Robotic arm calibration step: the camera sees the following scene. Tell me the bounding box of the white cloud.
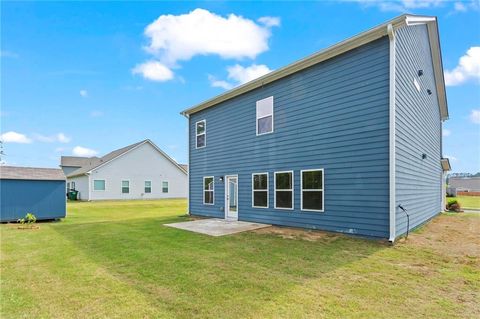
[454,2,467,11]
[470,109,480,124]
[132,61,174,81]
[443,128,451,137]
[72,146,98,157]
[444,155,458,162]
[444,47,480,86]
[80,89,88,97]
[90,110,104,117]
[33,133,71,143]
[0,131,32,144]
[209,64,272,90]
[134,9,279,82]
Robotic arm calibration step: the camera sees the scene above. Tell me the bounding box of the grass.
[1,199,479,318]
[446,195,480,209]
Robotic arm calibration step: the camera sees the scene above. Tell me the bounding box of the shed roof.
[180,14,448,121]
[60,156,99,167]
[0,166,66,181]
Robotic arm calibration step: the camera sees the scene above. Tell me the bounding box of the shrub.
[17,213,37,229]
[446,199,461,212]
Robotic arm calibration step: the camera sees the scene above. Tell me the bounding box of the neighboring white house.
[60,139,188,200]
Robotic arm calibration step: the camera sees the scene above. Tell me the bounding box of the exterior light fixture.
[418,70,424,76]
[427,89,432,95]
[219,176,224,182]
[422,153,427,159]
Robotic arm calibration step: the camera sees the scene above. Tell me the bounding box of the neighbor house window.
[275,171,293,209]
[67,182,71,189]
[122,180,129,194]
[93,179,105,191]
[162,181,169,193]
[145,181,152,193]
[256,96,274,135]
[203,176,214,205]
[252,173,268,208]
[71,181,76,190]
[196,120,206,148]
[301,169,324,212]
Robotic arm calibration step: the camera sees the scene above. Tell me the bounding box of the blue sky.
[1,1,479,173]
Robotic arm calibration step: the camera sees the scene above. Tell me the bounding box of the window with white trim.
[256,96,274,135]
[122,180,129,194]
[275,171,293,209]
[67,182,71,190]
[203,176,214,205]
[301,169,324,212]
[71,181,75,190]
[162,181,169,193]
[93,179,105,191]
[196,120,206,148]
[252,173,268,208]
[145,181,152,193]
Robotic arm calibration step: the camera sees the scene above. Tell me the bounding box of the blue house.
[181,15,450,241]
[0,166,66,222]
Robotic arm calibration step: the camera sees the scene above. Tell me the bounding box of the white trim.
[274,170,294,210]
[224,175,239,221]
[93,179,106,191]
[121,179,130,194]
[203,176,214,205]
[144,180,152,194]
[300,169,325,213]
[195,120,206,149]
[256,96,274,136]
[162,180,169,193]
[388,24,397,243]
[252,172,269,208]
[187,114,190,214]
[87,174,92,201]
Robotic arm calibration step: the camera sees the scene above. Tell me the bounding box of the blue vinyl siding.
[0,179,66,222]
[189,36,391,238]
[394,24,442,237]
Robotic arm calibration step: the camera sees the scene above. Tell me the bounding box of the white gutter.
[388,23,397,242]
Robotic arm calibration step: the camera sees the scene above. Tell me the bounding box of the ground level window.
[145,181,152,193]
[301,169,324,211]
[93,179,105,191]
[122,180,129,194]
[252,173,268,208]
[203,176,214,205]
[162,181,169,193]
[275,171,293,209]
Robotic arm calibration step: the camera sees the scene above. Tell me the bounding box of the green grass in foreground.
[447,195,480,209]
[1,199,479,318]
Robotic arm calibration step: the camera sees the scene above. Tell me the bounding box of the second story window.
[196,120,206,148]
[256,96,274,135]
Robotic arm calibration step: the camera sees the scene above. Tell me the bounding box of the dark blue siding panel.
[189,37,391,238]
[0,179,66,222]
[394,25,442,237]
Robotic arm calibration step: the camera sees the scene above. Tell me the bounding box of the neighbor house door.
[225,175,238,220]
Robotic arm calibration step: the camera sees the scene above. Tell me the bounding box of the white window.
[203,176,214,205]
[256,96,274,135]
[93,179,105,191]
[196,120,206,148]
[71,181,76,190]
[162,181,169,193]
[252,173,268,208]
[67,182,71,189]
[301,169,324,212]
[274,171,293,209]
[122,180,129,194]
[145,181,152,193]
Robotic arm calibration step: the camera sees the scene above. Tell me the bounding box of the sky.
[1,0,479,173]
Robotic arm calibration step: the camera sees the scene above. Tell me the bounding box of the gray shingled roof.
[179,164,188,172]
[60,156,100,167]
[0,166,66,181]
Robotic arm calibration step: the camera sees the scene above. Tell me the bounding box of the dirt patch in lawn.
[253,226,343,242]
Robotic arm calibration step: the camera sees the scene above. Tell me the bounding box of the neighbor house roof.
[66,139,187,177]
[0,166,66,181]
[60,156,100,167]
[180,14,448,121]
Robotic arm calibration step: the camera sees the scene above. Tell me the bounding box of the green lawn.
[1,199,479,318]
[447,195,480,209]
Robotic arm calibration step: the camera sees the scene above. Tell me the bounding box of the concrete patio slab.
[164,218,271,236]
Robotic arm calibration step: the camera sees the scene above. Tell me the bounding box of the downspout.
[388,24,396,242]
[182,112,191,216]
[87,173,92,201]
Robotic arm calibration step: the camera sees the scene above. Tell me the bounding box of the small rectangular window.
[93,179,105,191]
[67,182,71,190]
[203,176,214,205]
[145,181,152,193]
[71,182,76,190]
[196,120,206,148]
[301,169,324,212]
[275,171,293,209]
[252,173,268,208]
[256,96,274,135]
[122,180,129,194]
[162,181,169,193]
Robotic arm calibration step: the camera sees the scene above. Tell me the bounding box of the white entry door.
[225,175,238,220]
